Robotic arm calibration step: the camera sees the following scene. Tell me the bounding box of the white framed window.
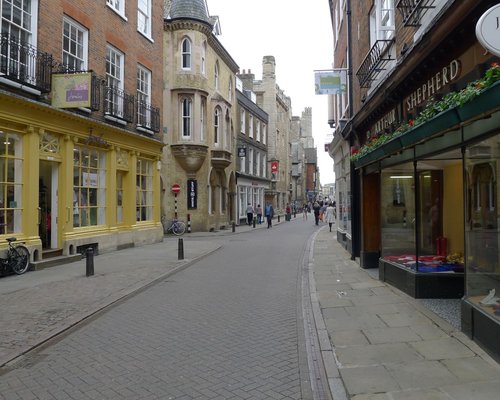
[262,125,267,145]
[262,155,267,178]
[181,37,191,70]
[214,61,219,90]
[249,115,254,139]
[256,152,261,177]
[240,148,246,173]
[214,107,221,145]
[136,158,153,222]
[62,17,88,71]
[137,0,151,38]
[249,148,254,176]
[200,97,206,141]
[137,65,151,127]
[73,146,106,227]
[240,109,246,134]
[107,0,126,18]
[105,45,124,116]
[228,77,233,102]
[256,121,261,142]
[201,41,206,75]
[1,0,38,85]
[371,0,395,43]
[181,97,192,138]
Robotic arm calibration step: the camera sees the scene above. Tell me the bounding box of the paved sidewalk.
[311,226,500,400]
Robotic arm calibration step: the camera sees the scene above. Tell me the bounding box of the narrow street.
[0,221,323,399]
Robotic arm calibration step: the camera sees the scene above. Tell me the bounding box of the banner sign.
[314,70,347,95]
[476,4,500,57]
[271,161,279,173]
[187,179,197,209]
[52,72,92,108]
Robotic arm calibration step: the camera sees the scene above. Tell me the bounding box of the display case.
[462,135,500,360]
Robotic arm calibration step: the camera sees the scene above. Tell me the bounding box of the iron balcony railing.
[396,0,435,27]
[137,99,160,133]
[104,85,135,123]
[356,39,394,88]
[0,34,53,92]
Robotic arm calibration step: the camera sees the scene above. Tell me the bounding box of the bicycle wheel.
[172,221,186,235]
[10,245,30,275]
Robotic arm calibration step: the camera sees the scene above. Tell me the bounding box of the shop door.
[39,160,59,249]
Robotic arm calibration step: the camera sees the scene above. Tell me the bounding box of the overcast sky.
[207,0,335,185]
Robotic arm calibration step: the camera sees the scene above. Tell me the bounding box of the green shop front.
[353,54,500,360]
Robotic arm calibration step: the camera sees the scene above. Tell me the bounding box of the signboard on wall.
[476,5,500,57]
[314,69,347,95]
[51,73,92,108]
[271,161,279,173]
[187,179,197,209]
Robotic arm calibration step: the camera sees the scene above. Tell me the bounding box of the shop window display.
[465,135,500,320]
[381,158,465,274]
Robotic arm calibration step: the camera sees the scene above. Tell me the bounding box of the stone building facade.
[162,0,239,231]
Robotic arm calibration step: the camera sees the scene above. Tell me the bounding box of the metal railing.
[356,39,394,88]
[137,99,160,133]
[0,34,53,92]
[396,0,435,27]
[104,85,135,123]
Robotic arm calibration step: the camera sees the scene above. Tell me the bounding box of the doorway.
[39,160,59,250]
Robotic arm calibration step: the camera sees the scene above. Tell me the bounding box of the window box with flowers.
[351,63,500,167]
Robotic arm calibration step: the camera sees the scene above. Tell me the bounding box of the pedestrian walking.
[265,202,274,228]
[303,203,308,220]
[325,202,336,232]
[285,203,291,221]
[313,201,321,225]
[319,203,327,222]
[246,203,254,226]
[256,204,263,224]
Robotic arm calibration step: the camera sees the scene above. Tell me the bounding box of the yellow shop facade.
[0,90,163,264]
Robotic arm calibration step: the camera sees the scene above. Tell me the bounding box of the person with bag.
[265,202,274,228]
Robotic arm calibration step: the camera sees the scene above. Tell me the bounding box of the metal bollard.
[232,222,235,232]
[86,247,94,276]
[178,238,184,260]
[277,215,280,223]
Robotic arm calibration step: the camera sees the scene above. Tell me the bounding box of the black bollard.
[277,215,280,223]
[86,247,94,276]
[232,222,235,232]
[178,238,184,260]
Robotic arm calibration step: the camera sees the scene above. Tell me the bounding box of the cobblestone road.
[0,223,317,399]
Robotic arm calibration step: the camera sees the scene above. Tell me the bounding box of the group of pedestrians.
[246,202,275,228]
[303,200,336,231]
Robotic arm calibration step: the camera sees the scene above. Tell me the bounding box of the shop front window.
[465,135,499,317]
[136,158,153,222]
[0,132,23,234]
[73,146,106,227]
[381,164,416,265]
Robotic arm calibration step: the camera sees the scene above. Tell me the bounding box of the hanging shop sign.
[404,59,461,113]
[271,161,279,173]
[314,69,348,95]
[476,4,500,57]
[238,147,247,157]
[187,179,197,209]
[51,72,92,108]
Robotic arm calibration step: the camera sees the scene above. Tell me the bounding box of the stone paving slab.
[311,226,500,400]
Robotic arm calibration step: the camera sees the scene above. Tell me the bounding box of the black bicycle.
[0,237,30,275]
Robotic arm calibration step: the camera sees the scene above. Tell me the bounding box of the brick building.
[0,0,164,265]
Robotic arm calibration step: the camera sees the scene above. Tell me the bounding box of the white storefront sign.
[476,5,500,57]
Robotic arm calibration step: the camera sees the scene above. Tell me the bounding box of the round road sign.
[171,184,181,194]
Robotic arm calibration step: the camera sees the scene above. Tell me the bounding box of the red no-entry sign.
[171,184,181,194]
